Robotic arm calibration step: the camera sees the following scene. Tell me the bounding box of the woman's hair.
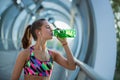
[22,18,46,49]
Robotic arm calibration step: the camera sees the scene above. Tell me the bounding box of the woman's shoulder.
[48,49,60,56]
[48,49,56,54]
[18,48,30,58]
[47,49,61,61]
[20,48,29,54]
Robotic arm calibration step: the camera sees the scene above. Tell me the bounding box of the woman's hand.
[57,37,67,46]
[55,28,68,46]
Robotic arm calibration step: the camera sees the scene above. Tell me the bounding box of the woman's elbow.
[69,64,77,70]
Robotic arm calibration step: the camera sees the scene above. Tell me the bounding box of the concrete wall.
[90,0,116,79]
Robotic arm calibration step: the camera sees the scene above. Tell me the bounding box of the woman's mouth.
[50,32,53,36]
[51,32,53,36]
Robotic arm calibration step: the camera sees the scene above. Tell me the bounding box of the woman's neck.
[34,39,47,51]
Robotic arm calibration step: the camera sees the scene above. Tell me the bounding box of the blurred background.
[0,0,118,80]
[110,0,120,80]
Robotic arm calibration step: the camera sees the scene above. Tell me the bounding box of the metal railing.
[74,58,105,80]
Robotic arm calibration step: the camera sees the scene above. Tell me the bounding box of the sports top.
[24,46,53,76]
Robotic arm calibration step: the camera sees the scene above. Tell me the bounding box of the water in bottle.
[52,29,76,38]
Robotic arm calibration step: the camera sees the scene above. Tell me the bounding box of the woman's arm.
[53,38,76,70]
[11,49,28,80]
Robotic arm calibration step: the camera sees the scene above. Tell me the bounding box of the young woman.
[11,19,76,80]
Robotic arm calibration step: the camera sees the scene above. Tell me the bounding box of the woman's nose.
[51,29,53,32]
[50,26,53,31]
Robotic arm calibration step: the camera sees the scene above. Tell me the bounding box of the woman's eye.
[46,26,50,29]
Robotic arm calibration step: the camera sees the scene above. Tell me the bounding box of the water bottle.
[52,29,76,38]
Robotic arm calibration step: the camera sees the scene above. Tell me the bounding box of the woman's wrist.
[62,42,68,46]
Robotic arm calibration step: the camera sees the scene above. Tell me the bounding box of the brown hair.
[22,19,46,49]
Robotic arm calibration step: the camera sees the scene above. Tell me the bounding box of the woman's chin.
[50,36,53,39]
[48,36,53,40]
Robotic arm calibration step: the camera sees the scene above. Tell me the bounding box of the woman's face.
[40,20,53,40]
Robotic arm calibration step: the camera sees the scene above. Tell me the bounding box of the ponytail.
[22,25,32,49]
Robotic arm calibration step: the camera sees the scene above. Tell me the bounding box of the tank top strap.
[48,50,52,55]
[30,46,34,54]
[48,50,53,63]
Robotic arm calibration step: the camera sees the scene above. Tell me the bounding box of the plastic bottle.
[52,29,76,38]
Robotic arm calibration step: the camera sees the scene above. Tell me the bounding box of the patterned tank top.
[24,46,53,76]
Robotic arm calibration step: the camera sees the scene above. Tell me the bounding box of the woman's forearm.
[63,43,76,70]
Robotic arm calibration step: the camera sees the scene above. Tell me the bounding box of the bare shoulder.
[19,48,29,55]
[48,49,60,60]
[18,48,30,60]
[48,49,59,55]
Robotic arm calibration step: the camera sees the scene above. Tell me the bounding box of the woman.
[11,19,76,80]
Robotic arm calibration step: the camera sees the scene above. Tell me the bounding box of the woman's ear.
[35,29,41,36]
